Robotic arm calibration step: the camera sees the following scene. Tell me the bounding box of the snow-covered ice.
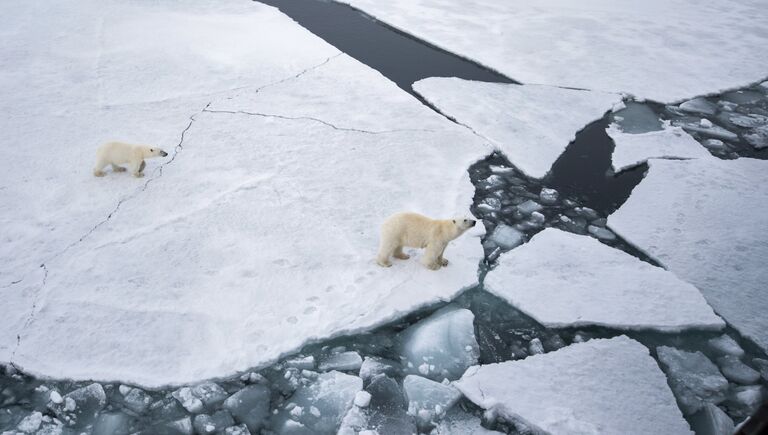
[607,124,713,172]
[0,0,489,386]
[609,158,768,352]
[455,336,692,435]
[413,77,621,178]
[484,229,723,331]
[344,0,768,102]
[398,306,480,381]
[656,346,729,415]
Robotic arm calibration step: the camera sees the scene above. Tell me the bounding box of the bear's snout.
[160,151,168,157]
[470,220,476,226]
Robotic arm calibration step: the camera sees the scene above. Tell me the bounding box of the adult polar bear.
[377,212,476,270]
[94,142,168,178]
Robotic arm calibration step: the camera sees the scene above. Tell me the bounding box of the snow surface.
[607,124,714,172]
[455,336,692,435]
[344,0,768,102]
[609,158,768,352]
[414,77,621,178]
[0,0,489,386]
[484,229,723,332]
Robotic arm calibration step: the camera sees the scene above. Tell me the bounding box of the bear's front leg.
[438,256,449,267]
[421,242,446,270]
[131,160,145,178]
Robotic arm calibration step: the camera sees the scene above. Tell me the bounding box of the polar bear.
[93,142,168,178]
[377,212,476,270]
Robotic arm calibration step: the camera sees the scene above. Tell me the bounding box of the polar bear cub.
[377,212,476,270]
[93,142,168,178]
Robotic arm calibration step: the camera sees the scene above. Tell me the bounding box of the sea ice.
[538,188,558,205]
[92,412,131,435]
[716,356,761,385]
[725,386,764,419]
[707,335,745,358]
[193,411,235,435]
[484,229,723,331]
[689,403,734,435]
[343,0,768,102]
[433,408,504,435]
[485,225,524,251]
[319,352,363,372]
[744,125,768,149]
[403,375,462,429]
[656,346,729,415]
[413,77,621,178]
[363,375,417,435]
[0,1,488,386]
[456,336,691,434]
[273,371,362,434]
[671,119,738,141]
[611,102,663,134]
[607,124,713,172]
[609,158,768,352]
[398,306,480,381]
[358,357,402,384]
[678,98,718,115]
[222,385,270,432]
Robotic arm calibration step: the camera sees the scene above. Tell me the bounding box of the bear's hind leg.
[376,240,396,267]
[393,246,410,260]
[93,158,108,177]
[111,164,127,172]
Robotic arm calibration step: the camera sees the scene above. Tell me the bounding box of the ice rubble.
[343,0,768,102]
[484,229,723,331]
[402,375,461,429]
[607,124,713,172]
[689,403,735,435]
[455,336,692,435]
[0,1,490,386]
[414,77,622,178]
[609,158,768,352]
[656,346,729,415]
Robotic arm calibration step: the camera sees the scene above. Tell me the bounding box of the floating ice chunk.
[16,411,43,433]
[49,391,62,405]
[587,225,616,241]
[486,225,524,251]
[364,375,417,435]
[656,346,729,415]
[223,424,251,435]
[702,139,727,151]
[274,371,362,434]
[707,335,744,357]
[538,188,558,205]
[689,403,734,435]
[609,158,768,352]
[678,97,717,115]
[223,385,270,432]
[456,336,691,434]
[485,229,723,331]
[611,102,663,133]
[723,113,768,128]
[608,124,712,172]
[319,352,363,372]
[433,408,504,434]
[399,306,480,381]
[744,125,768,149]
[354,391,371,408]
[120,387,152,414]
[403,375,462,430]
[725,386,764,419]
[716,356,761,385]
[358,357,402,384]
[286,356,315,370]
[722,90,762,105]
[92,412,131,435]
[517,200,542,215]
[193,411,235,435]
[672,119,738,141]
[173,382,227,413]
[527,338,544,355]
[413,77,622,178]
[48,383,107,427]
[753,358,768,381]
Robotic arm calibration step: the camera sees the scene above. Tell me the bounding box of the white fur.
[93,141,167,178]
[377,212,476,270]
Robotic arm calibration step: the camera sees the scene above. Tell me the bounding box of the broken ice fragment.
[678,97,717,115]
[353,391,371,408]
[527,338,544,355]
[689,403,734,435]
[587,225,616,241]
[753,358,768,381]
[364,375,417,435]
[656,346,729,415]
[725,385,764,419]
[173,382,227,413]
[223,424,251,435]
[358,357,401,384]
[403,375,462,430]
[744,125,768,149]
[516,200,542,215]
[93,412,131,435]
[702,139,727,151]
[707,335,745,357]
[672,119,738,141]
[399,305,480,381]
[223,385,270,432]
[49,383,107,428]
[716,355,761,385]
[486,225,524,251]
[286,356,315,370]
[16,411,43,433]
[193,410,235,435]
[538,188,558,205]
[319,351,363,372]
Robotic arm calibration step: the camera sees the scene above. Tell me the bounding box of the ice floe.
[656,346,729,415]
[0,0,488,386]
[484,229,724,332]
[455,336,692,434]
[413,77,622,178]
[609,158,768,352]
[607,124,713,172]
[344,0,768,102]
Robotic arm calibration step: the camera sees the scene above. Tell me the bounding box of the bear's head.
[452,218,477,231]
[146,147,168,158]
